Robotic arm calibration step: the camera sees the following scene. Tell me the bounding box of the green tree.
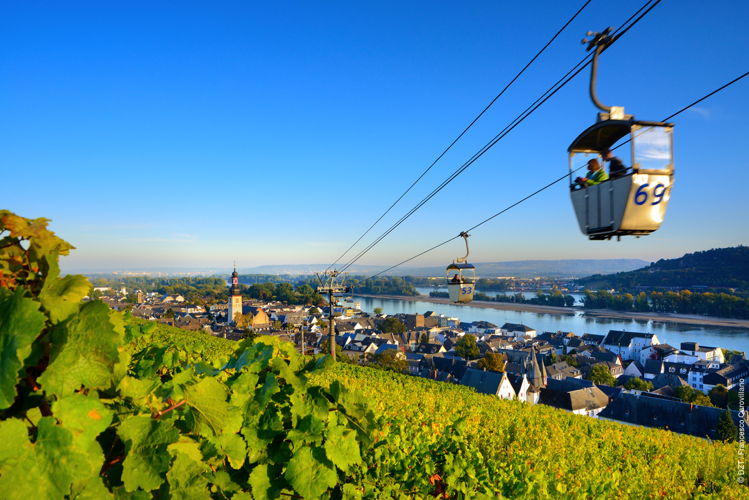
[242,327,258,341]
[708,385,729,408]
[673,386,713,407]
[545,352,558,366]
[373,307,383,315]
[319,335,342,358]
[163,308,175,326]
[717,410,738,442]
[235,312,254,329]
[561,354,579,367]
[723,349,743,363]
[477,352,507,372]
[308,306,321,316]
[380,317,406,334]
[454,334,480,360]
[587,364,616,386]
[372,349,408,373]
[624,377,654,391]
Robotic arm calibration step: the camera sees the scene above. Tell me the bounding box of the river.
[353,292,749,354]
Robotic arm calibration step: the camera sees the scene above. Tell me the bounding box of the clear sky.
[2,1,748,273]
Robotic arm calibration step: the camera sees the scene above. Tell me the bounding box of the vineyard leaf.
[52,394,113,447]
[248,464,277,500]
[118,375,159,402]
[39,273,90,323]
[284,446,337,498]
[0,417,100,499]
[118,415,180,492]
[39,300,122,396]
[324,424,362,472]
[184,377,241,436]
[166,445,211,499]
[211,432,247,469]
[0,418,28,463]
[0,289,45,409]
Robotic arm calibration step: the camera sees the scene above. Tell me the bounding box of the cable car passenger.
[604,149,627,178]
[575,159,608,188]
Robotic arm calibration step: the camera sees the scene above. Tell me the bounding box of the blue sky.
[2,1,748,273]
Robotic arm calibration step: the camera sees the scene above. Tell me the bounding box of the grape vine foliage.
[0,210,375,498]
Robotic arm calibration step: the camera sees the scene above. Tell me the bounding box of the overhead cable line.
[324,0,594,272]
[367,70,749,278]
[337,0,662,274]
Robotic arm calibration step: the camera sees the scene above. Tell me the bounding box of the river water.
[353,290,749,354]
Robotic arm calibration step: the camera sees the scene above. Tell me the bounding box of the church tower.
[228,266,242,324]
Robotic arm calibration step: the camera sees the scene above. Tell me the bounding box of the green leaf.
[118,375,159,402]
[0,417,103,499]
[0,289,45,409]
[248,464,276,500]
[166,442,211,499]
[0,418,29,463]
[284,446,337,498]
[52,394,113,447]
[118,415,180,492]
[39,273,90,323]
[39,300,122,396]
[211,432,247,469]
[184,377,241,437]
[324,424,362,472]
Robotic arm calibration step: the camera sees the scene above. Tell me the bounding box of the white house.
[460,368,516,400]
[687,359,721,393]
[679,342,725,363]
[501,323,537,339]
[602,330,659,361]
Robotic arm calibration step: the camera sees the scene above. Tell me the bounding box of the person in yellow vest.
[575,158,608,187]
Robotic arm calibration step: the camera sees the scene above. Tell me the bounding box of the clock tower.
[228,266,242,324]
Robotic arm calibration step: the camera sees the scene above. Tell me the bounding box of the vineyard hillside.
[145,323,741,497]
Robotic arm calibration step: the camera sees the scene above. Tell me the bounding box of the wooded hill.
[577,246,749,292]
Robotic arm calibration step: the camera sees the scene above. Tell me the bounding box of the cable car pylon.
[315,270,350,361]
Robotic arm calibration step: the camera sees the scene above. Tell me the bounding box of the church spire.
[528,345,546,389]
[228,264,243,324]
[229,265,241,297]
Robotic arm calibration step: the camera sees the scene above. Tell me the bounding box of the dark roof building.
[603,330,656,347]
[600,392,747,439]
[539,383,609,414]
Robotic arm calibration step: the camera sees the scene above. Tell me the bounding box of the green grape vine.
[0,210,375,498]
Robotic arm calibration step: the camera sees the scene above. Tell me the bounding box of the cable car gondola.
[569,28,674,240]
[446,232,476,303]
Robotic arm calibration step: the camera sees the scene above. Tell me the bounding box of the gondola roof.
[568,119,672,153]
[446,263,475,270]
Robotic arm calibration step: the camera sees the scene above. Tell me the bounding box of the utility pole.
[300,326,305,357]
[316,270,349,362]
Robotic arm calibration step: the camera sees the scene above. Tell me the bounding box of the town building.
[228,267,243,325]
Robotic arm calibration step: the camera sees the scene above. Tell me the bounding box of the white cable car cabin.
[569,27,674,240]
[445,232,476,303]
[446,263,476,303]
[569,117,674,240]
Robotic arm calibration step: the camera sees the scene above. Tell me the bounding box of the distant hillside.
[244,259,648,278]
[577,246,749,291]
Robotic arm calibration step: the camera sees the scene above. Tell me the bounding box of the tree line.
[430,289,576,308]
[582,289,749,319]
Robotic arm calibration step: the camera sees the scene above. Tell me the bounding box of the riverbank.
[355,294,749,329]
